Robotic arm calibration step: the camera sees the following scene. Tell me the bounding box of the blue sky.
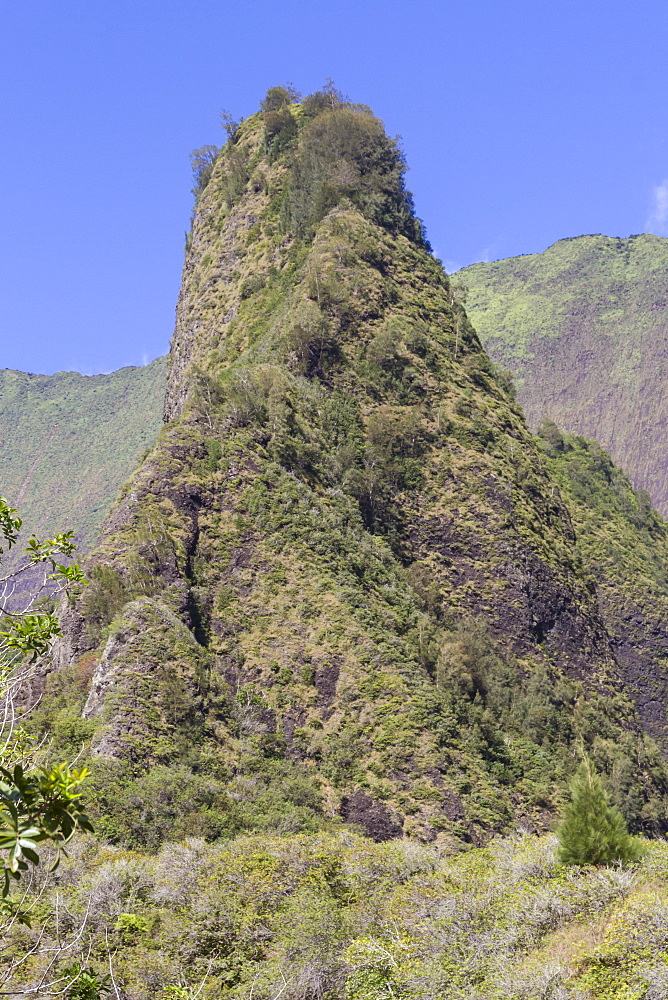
[2,0,668,375]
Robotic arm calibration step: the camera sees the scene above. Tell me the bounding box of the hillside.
[8,88,668,998]
[0,359,167,562]
[540,423,668,763]
[457,233,668,515]
[8,830,668,1000]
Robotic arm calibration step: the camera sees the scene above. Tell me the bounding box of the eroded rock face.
[164,200,255,422]
[83,598,214,759]
[608,601,668,745]
[509,428,668,752]
[340,791,403,842]
[410,480,614,681]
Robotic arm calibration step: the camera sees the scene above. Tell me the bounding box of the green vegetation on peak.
[458,232,668,515]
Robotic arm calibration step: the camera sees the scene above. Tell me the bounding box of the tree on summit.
[260,84,300,111]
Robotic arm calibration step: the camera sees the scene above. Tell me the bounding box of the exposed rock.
[340,791,404,841]
[461,234,668,515]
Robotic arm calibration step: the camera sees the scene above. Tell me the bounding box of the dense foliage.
[285,105,429,248]
[3,830,668,998]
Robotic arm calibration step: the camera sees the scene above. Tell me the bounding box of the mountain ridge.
[458,231,668,515]
[0,358,167,561]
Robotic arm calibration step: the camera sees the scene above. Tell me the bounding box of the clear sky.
[2,0,668,375]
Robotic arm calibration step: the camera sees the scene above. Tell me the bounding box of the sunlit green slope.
[458,234,668,515]
[0,358,166,555]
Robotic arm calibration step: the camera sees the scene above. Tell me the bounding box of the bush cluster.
[4,831,665,999]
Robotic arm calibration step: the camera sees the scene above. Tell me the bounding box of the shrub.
[286,300,338,376]
[64,966,111,1000]
[366,322,406,375]
[263,107,298,159]
[114,912,149,943]
[301,80,346,119]
[538,419,567,455]
[189,145,219,198]
[219,146,251,207]
[239,273,266,299]
[493,364,518,400]
[261,85,298,112]
[557,758,645,866]
[261,85,301,158]
[285,108,429,247]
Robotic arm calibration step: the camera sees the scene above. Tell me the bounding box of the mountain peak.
[34,89,668,850]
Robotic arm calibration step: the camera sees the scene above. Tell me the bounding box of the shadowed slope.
[539,422,668,762]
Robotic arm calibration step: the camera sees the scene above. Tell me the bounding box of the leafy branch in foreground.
[0,762,93,896]
[0,496,86,660]
[0,494,92,897]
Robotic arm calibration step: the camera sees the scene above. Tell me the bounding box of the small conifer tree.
[557,757,644,866]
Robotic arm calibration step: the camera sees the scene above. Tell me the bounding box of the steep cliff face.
[44,96,668,844]
[458,234,668,515]
[539,423,668,752]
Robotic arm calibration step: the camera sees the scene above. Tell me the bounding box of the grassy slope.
[458,234,668,515]
[0,358,166,557]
